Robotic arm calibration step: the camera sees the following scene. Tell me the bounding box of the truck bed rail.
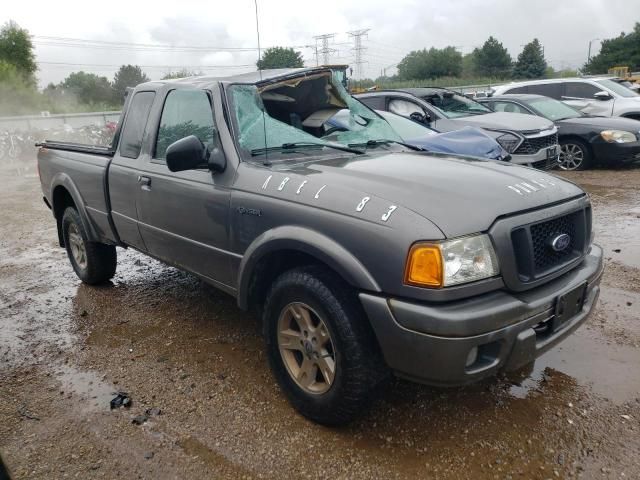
[35,140,114,157]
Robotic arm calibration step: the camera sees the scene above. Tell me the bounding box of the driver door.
[562,82,614,116]
[135,88,233,288]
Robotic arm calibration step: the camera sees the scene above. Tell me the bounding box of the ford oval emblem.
[550,233,571,252]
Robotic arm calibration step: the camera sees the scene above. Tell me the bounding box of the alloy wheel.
[559,143,584,170]
[277,302,336,394]
[67,223,88,270]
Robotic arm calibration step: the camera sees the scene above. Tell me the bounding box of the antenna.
[253,0,269,165]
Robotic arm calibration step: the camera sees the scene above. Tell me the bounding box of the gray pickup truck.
[37,67,603,425]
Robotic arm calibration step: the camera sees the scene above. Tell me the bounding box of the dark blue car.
[327,109,510,161]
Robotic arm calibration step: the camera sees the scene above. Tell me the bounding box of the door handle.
[137,175,151,189]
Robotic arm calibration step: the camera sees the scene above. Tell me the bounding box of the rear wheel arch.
[50,177,98,246]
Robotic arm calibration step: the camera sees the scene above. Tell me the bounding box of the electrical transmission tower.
[347,29,370,79]
[313,34,336,66]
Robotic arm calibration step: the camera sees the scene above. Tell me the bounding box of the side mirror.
[166,135,226,173]
[593,91,612,101]
[410,111,430,124]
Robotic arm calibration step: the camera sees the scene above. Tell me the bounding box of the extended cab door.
[135,87,234,289]
[108,90,156,251]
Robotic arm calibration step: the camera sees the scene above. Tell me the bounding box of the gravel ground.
[1,157,639,479]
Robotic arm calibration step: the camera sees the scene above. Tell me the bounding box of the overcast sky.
[3,0,639,87]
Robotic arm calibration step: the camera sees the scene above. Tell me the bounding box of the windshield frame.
[420,89,493,119]
[223,70,403,163]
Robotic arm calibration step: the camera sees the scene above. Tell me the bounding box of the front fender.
[237,225,381,310]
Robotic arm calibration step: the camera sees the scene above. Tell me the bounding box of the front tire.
[558,139,592,170]
[263,266,388,425]
[62,207,117,285]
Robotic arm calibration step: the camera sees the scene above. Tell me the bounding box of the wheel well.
[247,249,340,316]
[560,135,592,155]
[622,113,640,121]
[52,186,76,246]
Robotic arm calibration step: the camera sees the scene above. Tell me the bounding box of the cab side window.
[155,89,216,160]
[563,82,600,99]
[492,102,530,114]
[119,91,155,159]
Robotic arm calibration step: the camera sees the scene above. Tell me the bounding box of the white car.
[492,77,640,120]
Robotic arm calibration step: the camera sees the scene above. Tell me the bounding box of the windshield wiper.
[250,141,364,157]
[348,139,422,151]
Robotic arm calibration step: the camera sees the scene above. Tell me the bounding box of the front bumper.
[361,244,603,386]
[510,145,559,169]
[592,141,640,166]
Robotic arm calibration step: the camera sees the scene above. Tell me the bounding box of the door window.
[492,101,531,114]
[389,98,424,117]
[119,91,155,159]
[523,83,563,99]
[563,82,600,99]
[155,89,216,160]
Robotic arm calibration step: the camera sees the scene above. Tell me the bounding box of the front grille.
[510,207,590,282]
[514,133,558,155]
[530,212,580,272]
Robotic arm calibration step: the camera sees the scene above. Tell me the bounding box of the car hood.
[559,115,640,132]
[298,152,584,237]
[407,127,508,161]
[451,111,555,133]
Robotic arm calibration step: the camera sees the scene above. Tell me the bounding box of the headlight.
[405,234,499,288]
[495,133,521,153]
[600,130,637,143]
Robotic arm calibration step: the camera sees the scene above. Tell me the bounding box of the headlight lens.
[495,133,521,153]
[600,130,637,143]
[405,234,499,288]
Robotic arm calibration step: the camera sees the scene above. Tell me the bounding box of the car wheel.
[62,207,117,285]
[263,265,388,425]
[558,139,591,170]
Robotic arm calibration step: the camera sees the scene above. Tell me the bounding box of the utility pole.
[313,34,336,66]
[347,29,370,80]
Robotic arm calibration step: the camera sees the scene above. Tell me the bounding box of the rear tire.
[263,265,388,426]
[558,139,592,170]
[61,207,116,285]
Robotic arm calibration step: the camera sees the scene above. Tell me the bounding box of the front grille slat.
[510,208,588,283]
[514,133,558,155]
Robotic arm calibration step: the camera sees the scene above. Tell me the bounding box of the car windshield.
[527,97,583,121]
[596,79,639,98]
[227,70,401,161]
[421,91,492,118]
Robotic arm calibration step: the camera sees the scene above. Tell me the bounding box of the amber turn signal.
[404,244,443,288]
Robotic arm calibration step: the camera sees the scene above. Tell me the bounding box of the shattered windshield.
[227,70,401,160]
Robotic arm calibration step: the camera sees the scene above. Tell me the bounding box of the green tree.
[60,71,113,105]
[398,47,462,80]
[256,47,304,69]
[0,60,43,115]
[112,65,150,102]
[0,21,37,83]
[584,23,640,74]
[161,69,202,80]
[513,39,547,79]
[472,36,512,77]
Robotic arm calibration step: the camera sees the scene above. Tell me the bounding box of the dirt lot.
[1,157,639,479]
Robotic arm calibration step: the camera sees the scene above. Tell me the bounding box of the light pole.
[588,38,600,63]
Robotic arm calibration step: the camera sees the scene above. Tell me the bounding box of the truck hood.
[451,111,555,133]
[302,152,584,237]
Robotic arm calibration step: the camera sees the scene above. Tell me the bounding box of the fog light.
[465,346,478,368]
